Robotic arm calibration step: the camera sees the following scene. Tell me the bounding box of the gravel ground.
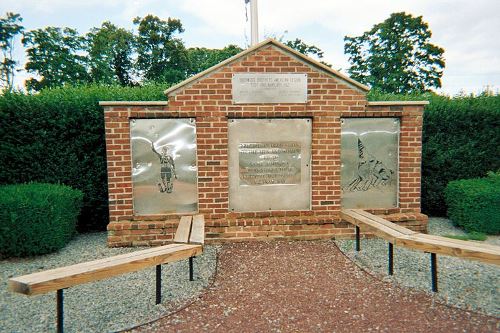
[132,241,499,332]
[0,233,219,333]
[336,217,500,317]
[2,218,498,332]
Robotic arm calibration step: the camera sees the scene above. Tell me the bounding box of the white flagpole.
[250,0,259,45]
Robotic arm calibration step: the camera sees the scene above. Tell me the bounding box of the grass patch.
[443,231,487,241]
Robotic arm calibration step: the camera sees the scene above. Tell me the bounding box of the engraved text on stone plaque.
[232,73,307,104]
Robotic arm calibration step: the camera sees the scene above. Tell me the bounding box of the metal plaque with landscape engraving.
[232,73,307,104]
[228,118,311,212]
[130,118,198,215]
[239,142,301,186]
[341,118,399,209]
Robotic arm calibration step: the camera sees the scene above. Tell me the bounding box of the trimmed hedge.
[0,183,83,258]
[0,84,168,231]
[444,173,500,234]
[369,91,500,216]
[0,86,497,233]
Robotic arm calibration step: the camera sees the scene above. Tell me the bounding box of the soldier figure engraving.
[343,139,394,192]
[151,143,177,193]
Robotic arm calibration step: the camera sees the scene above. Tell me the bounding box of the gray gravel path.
[336,217,500,317]
[0,233,219,333]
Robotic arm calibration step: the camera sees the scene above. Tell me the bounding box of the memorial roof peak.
[164,38,369,96]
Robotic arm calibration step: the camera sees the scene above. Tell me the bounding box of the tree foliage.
[345,12,445,93]
[133,15,189,84]
[284,38,332,67]
[87,22,135,86]
[285,38,324,59]
[0,12,24,92]
[22,27,90,91]
[187,44,242,76]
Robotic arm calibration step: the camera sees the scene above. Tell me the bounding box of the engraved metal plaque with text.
[239,142,301,186]
[232,73,307,104]
[341,118,399,209]
[130,118,198,215]
[229,118,311,212]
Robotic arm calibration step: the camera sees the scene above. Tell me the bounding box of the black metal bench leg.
[355,226,360,252]
[189,257,194,281]
[431,253,438,292]
[388,242,394,275]
[57,289,64,333]
[156,264,162,304]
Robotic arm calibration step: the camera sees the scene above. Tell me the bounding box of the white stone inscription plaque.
[232,73,307,104]
[229,118,311,212]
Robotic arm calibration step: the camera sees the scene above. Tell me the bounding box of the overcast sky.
[2,0,499,95]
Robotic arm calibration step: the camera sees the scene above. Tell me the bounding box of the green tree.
[133,15,189,84]
[344,12,445,93]
[187,44,242,76]
[282,38,331,67]
[0,12,24,92]
[285,38,324,59]
[87,22,135,86]
[23,27,90,91]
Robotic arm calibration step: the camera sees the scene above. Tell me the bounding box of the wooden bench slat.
[8,244,202,296]
[402,234,500,254]
[342,209,500,266]
[410,234,500,251]
[397,234,500,265]
[174,216,192,243]
[351,209,418,235]
[190,215,205,244]
[13,243,189,284]
[341,210,402,243]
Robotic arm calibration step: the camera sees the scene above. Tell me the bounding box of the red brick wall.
[103,45,427,247]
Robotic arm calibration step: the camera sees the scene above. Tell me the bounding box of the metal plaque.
[341,118,399,209]
[130,118,198,215]
[239,142,301,186]
[228,118,311,212]
[232,73,307,104]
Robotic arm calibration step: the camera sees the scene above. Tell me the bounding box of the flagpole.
[250,0,259,45]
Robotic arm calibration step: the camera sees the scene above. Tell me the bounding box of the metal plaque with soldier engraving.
[341,118,399,209]
[130,118,198,215]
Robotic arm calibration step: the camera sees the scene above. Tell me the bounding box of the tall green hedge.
[0,87,497,233]
[369,91,500,216]
[421,94,500,215]
[0,84,168,231]
[444,173,500,234]
[0,183,83,257]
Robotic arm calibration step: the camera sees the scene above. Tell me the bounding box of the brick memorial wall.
[101,39,428,247]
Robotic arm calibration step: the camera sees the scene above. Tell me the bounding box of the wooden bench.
[341,209,500,292]
[8,214,205,333]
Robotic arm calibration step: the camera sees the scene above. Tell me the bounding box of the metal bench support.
[155,265,162,304]
[189,257,194,281]
[431,253,438,292]
[57,289,64,333]
[355,226,360,252]
[388,242,394,275]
